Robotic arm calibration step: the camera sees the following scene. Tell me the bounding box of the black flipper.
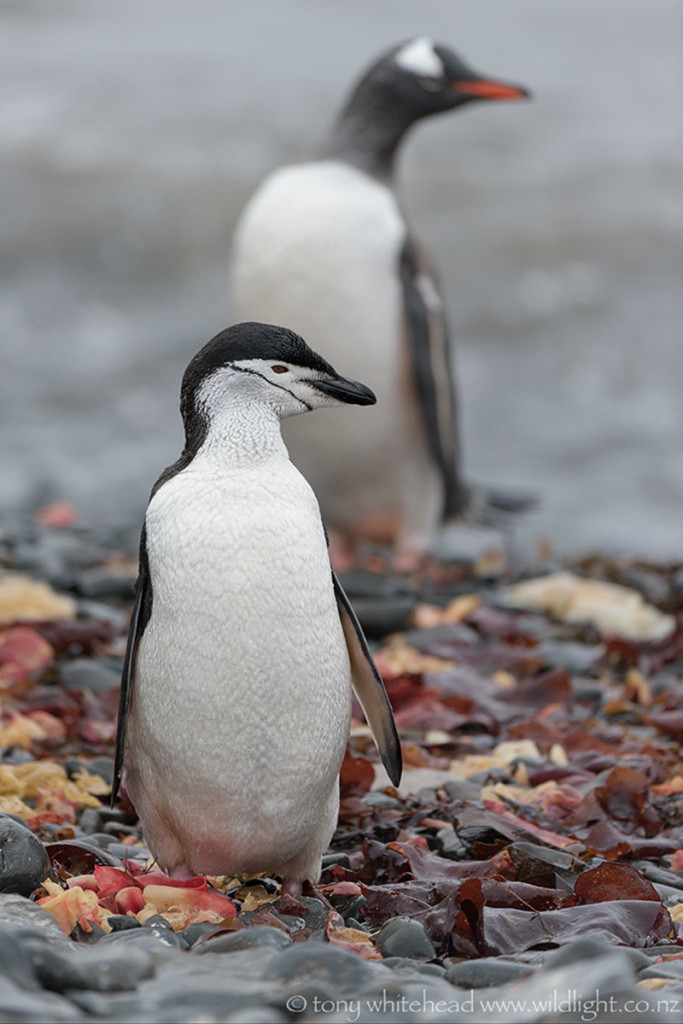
[332,570,402,787]
[399,234,537,525]
[111,523,153,806]
[399,233,468,520]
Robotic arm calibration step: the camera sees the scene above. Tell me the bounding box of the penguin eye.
[417,75,446,92]
[271,365,289,374]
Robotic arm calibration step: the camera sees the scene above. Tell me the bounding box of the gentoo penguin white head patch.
[394,38,445,80]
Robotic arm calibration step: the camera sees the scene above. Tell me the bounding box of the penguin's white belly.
[125,456,351,877]
[231,161,442,548]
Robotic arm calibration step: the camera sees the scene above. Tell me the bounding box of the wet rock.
[435,827,469,860]
[60,658,120,694]
[349,597,416,638]
[86,756,115,785]
[74,566,134,600]
[321,852,350,870]
[265,943,378,994]
[362,791,403,811]
[0,927,38,989]
[402,621,479,651]
[98,926,186,951]
[180,922,221,947]
[107,914,143,932]
[375,917,435,959]
[0,977,80,1023]
[447,957,534,988]
[0,894,70,947]
[77,808,101,835]
[30,944,154,993]
[76,599,129,630]
[0,818,50,897]
[544,937,647,970]
[538,639,603,673]
[194,926,292,954]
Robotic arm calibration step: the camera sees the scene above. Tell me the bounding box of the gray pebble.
[376,917,435,960]
[30,944,154,993]
[98,926,187,951]
[435,827,469,860]
[0,927,38,989]
[447,957,534,988]
[74,566,134,600]
[0,815,51,897]
[194,925,292,954]
[0,894,69,948]
[0,976,82,1023]
[538,639,603,673]
[60,658,120,694]
[265,943,378,994]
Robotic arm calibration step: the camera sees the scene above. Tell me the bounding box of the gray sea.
[2,0,681,557]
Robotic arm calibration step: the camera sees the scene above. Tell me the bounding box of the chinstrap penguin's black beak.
[310,375,376,406]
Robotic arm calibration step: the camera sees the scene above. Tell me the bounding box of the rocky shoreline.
[1,512,682,1022]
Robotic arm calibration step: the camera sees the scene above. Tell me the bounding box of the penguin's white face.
[196,358,376,423]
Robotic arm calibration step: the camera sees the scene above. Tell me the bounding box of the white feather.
[230,160,443,552]
[394,38,444,79]
[124,418,351,881]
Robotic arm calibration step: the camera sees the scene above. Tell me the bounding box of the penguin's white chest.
[230,161,442,549]
[126,454,351,876]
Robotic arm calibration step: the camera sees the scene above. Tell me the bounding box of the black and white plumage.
[230,38,532,563]
[113,322,401,886]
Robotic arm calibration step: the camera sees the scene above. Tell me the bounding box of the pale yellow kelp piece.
[502,572,674,641]
[0,575,77,624]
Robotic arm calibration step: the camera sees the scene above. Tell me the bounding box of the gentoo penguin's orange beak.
[452,79,530,101]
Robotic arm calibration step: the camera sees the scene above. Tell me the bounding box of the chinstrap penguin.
[113,321,402,888]
[230,38,533,566]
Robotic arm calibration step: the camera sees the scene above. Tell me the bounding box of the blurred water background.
[2,0,681,557]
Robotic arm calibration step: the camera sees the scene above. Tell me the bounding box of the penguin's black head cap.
[177,321,375,456]
[326,38,529,178]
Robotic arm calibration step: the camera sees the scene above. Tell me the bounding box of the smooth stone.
[544,937,645,970]
[265,943,378,993]
[348,597,416,639]
[362,791,403,811]
[0,749,34,766]
[382,958,446,977]
[97,927,187,951]
[337,571,415,599]
[0,927,38,989]
[75,567,134,600]
[107,915,143,932]
[194,926,291,954]
[0,894,71,947]
[376,917,435,960]
[435,827,469,860]
[0,815,51,897]
[30,944,154,993]
[287,897,330,934]
[640,960,683,981]
[0,976,81,1023]
[180,922,221,947]
[538,639,602,673]
[631,861,683,891]
[86,757,115,785]
[321,852,350,870]
[447,958,534,988]
[76,599,129,630]
[402,622,479,651]
[60,658,120,694]
[77,809,101,835]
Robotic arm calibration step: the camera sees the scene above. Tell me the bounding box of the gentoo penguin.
[230,38,532,565]
[112,321,401,888]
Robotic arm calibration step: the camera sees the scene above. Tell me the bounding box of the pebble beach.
[1,516,683,1022]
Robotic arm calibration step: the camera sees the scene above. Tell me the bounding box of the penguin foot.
[280,879,304,897]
